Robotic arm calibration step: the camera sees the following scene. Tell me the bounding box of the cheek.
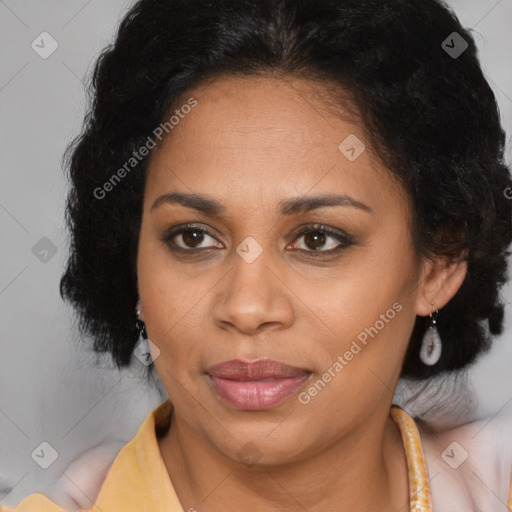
[296,243,419,399]
[136,227,180,339]
[136,228,214,371]
[303,245,416,344]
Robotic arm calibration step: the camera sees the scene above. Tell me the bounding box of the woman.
[12,0,512,510]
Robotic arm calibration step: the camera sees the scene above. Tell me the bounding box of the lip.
[206,359,311,410]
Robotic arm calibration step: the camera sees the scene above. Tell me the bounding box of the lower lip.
[207,374,310,410]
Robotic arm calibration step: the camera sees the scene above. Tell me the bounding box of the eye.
[289,223,353,256]
[161,222,353,257]
[162,224,223,251]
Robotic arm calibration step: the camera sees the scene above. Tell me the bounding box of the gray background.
[1,0,511,507]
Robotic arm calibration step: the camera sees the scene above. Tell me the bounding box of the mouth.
[206,359,312,410]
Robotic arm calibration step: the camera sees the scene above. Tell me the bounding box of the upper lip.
[206,359,310,380]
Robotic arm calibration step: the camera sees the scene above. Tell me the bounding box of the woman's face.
[137,75,435,464]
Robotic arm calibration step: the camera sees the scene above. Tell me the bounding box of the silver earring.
[135,299,146,340]
[420,309,442,366]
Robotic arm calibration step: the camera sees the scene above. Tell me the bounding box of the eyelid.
[290,222,352,240]
[288,223,354,252]
[161,223,223,248]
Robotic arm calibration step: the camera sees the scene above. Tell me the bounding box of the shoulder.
[10,440,125,512]
[416,413,512,512]
[10,438,140,512]
[55,440,127,510]
[10,401,169,512]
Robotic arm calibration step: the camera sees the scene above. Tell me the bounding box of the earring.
[420,309,442,366]
[134,300,156,366]
[135,299,147,341]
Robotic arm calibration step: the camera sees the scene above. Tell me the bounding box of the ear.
[415,255,468,316]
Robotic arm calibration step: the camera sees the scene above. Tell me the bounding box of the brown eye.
[303,231,327,250]
[290,224,354,255]
[162,224,223,251]
[181,229,206,248]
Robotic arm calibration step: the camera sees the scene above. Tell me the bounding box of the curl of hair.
[60,0,512,380]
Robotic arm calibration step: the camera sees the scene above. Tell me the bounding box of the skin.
[136,75,467,511]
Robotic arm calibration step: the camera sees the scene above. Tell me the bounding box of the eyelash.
[161,223,354,258]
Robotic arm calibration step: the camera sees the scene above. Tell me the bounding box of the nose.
[212,245,295,335]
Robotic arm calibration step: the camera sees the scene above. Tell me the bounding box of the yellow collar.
[390,405,432,512]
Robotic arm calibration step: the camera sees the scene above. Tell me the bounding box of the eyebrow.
[150,192,372,215]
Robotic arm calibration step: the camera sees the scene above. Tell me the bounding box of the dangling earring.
[420,309,442,366]
[135,299,147,341]
[134,298,155,365]
[134,298,160,365]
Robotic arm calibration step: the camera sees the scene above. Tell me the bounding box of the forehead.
[159,74,360,153]
[144,74,406,218]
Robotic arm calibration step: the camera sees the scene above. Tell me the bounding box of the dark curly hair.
[59,0,512,381]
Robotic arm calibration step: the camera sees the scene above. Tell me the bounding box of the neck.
[158,405,410,511]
